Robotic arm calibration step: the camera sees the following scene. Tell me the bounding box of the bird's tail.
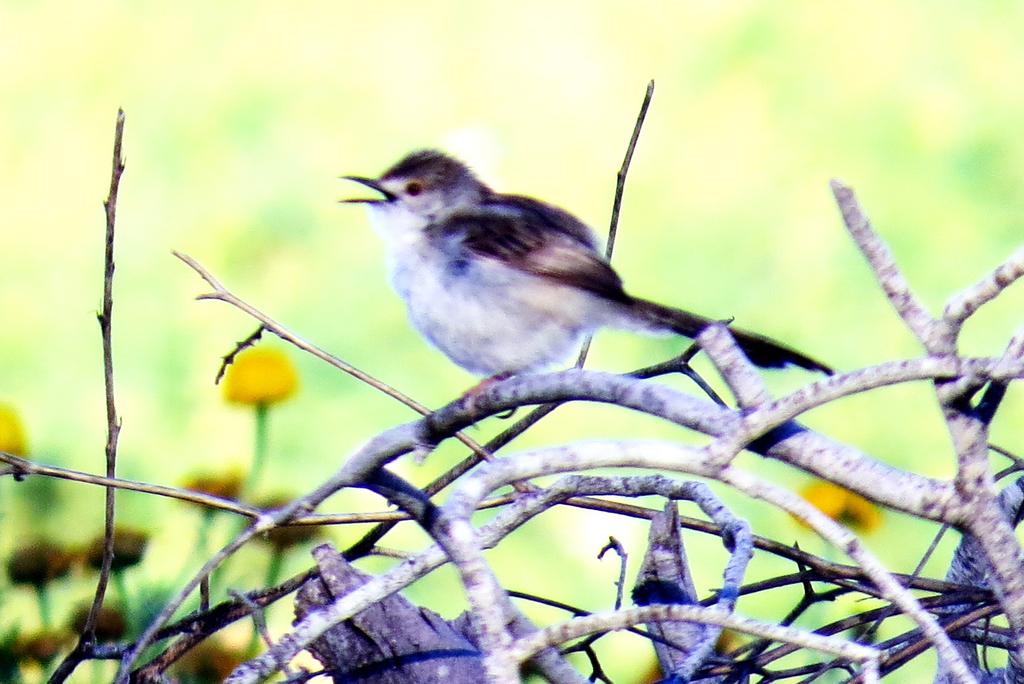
[627,297,833,374]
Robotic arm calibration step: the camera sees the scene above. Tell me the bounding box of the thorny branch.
[215,324,266,384]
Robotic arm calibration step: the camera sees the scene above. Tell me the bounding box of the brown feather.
[427,192,832,374]
[630,298,833,374]
[432,205,630,302]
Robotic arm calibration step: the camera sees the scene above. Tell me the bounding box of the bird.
[341,150,831,386]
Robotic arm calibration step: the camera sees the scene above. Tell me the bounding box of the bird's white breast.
[364,204,600,376]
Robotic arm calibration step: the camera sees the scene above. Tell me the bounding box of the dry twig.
[50,109,126,684]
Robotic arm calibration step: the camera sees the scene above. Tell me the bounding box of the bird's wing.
[430,197,630,303]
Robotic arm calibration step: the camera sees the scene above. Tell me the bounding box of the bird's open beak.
[339,176,396,203]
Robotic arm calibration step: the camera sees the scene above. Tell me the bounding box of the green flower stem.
[172,507,220,601]
[34,584,51,628]
[265,549,284,587]
[243,403,269,497]
[242,548,286,657]
[113,570,130,607]
[196,507,216,556]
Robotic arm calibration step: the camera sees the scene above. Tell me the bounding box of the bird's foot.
[460,372,513,418]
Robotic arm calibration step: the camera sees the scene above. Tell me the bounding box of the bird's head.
[342,149,488,225]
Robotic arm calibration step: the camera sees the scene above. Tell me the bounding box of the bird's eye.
[405,181,424,196]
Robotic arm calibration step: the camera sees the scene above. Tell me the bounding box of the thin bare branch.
[830,179,947,349]
[697,324,771,410]
[607,79,654,259]
[173,250,500,468]
[596,537,628,611]
[430,443,971,682]
[51,109,126,684]
[215,325,265,384]
[1,451,257,515]
[508,604,879,669]
[117,422,421,682]
[576,78,654,365]
[944,246,1024,325]
[0,450,522,525]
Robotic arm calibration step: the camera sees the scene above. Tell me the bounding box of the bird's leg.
[460,372,513,418]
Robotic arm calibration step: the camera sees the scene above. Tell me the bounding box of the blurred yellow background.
[2,1,1024,681]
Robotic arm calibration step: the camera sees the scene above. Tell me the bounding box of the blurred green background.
[2,1,1024,681]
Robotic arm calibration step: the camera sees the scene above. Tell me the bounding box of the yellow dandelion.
[0,403,27,456]
[795,481,882,534]
[222,347,299,497]
[222,347,298,406]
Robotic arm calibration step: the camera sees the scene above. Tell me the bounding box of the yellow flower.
[0,403,27,455]
[84,527,150,572]
[253,494,323,551]
[795,481,882,534]
[69,604,126,642]
[12,629,71,665]
[222,347,298,406]
[180,468,245,501]
[715,628,743,654]
[173,635,247,682]
[6,540,75,586]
